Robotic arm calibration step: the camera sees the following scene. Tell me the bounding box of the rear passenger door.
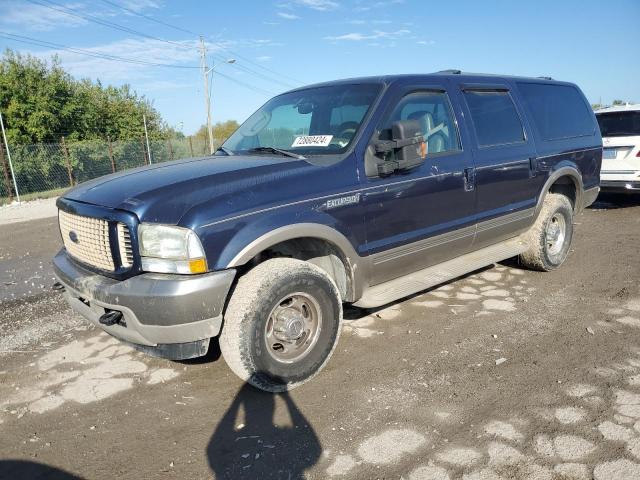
[458,83,539,247]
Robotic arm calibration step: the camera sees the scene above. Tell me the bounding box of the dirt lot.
[1,194,640,480]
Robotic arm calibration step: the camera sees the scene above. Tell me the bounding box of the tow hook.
[52,281,65,292]
[99,310,124,327]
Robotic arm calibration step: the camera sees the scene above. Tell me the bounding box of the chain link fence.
[0,136,214,205]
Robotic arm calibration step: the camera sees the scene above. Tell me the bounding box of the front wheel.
[220,258,342,392]
[519,193,574,271]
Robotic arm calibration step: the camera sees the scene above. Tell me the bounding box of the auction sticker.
[291,135,333,148]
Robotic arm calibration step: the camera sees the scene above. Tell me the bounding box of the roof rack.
[437,69,462,74]
[537,76,553,80]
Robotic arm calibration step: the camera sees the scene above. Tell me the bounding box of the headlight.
[138,224,207,274]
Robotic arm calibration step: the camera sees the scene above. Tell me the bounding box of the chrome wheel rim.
[264,292,322,363]
[546,213,567,256]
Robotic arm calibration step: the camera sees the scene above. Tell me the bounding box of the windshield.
[597,111,640,137]
[221,83,382,156]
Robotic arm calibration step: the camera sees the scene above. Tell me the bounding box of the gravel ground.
[0,216,60,302]
[0,197,58,226]
[0,193,639,480]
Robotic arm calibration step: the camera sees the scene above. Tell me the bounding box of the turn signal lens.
[188,258,207,274]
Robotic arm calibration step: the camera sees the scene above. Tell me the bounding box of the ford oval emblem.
[69,230,79,244]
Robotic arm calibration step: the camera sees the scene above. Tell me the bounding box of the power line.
[97,0,304,86]
[28,0,299,90]
[26,0,196,52]
[65,0,303,87]
[97,0,198,36]
[213,70,277,97]
[0,32,278,97]
[206,40,305,86]
[0,32,200,69]
[216,56,298,89]
[19,0,298,95]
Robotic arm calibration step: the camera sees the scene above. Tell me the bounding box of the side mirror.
[374,120,426,176]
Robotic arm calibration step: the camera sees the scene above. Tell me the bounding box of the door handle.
[463,167,475,192]
[529,157,538,177]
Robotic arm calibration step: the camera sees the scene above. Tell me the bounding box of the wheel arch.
[535,166,584,218]
[224,223,366,303]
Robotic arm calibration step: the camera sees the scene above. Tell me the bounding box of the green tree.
[0,49,175,199]
[193,120,240,146]
[0,49,168,144]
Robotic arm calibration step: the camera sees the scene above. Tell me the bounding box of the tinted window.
[380,91,461,155]
[597,111,640,137]
[463,91,525,147]
[518,83,594,140]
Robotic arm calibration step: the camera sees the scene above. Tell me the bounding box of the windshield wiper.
[215,146,234,156]
[246,147,306,160]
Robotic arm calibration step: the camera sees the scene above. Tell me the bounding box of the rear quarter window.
[517,83,595,141]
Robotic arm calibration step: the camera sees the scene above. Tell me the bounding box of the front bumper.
[53,250,235,357]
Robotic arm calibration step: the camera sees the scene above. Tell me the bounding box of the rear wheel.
[220,258,342,392]
[519,193,574,271]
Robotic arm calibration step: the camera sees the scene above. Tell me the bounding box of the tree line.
[0,49,169,145]
[0,49,240,146]
[0,50,242,201]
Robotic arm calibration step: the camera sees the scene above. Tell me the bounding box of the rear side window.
[596,111,640,137]
[463,90,525,147]
[518,83,594,141]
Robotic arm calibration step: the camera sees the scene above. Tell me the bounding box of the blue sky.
[1,0,639,136]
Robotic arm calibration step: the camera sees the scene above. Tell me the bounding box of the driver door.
[360,85,477,285]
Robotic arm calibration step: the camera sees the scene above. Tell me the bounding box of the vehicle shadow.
[589,192,640,210]
[0,460,83,480]
[207,380,321,480]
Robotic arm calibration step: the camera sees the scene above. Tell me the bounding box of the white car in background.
[595,103,640,193]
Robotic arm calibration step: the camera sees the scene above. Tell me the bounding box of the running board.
[354,237,527,308]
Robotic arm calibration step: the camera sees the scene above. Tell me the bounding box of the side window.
[379,91,461,156]
[463,90,525,147]
[517,83,595,140]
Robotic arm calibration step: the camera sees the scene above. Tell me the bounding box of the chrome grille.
[117,223,133,267]
[59,210,115,271]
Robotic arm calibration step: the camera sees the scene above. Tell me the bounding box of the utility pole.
[143,114,152,164]
[0,111,20,203]
[199,35,214,155]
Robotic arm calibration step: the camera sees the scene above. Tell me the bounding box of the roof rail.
[438,69,462,74]
[537,76,553,80]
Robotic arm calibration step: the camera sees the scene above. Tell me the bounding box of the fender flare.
[535,166,584,218]
[225,223,367,302]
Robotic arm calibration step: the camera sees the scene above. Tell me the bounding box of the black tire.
[220,258,342,392]
[519,193,574,271]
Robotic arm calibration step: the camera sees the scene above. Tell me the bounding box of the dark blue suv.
[53,71,601,391]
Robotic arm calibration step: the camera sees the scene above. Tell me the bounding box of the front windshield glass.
[221,83,382,156]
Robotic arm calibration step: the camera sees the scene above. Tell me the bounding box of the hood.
[63,155,319,224]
